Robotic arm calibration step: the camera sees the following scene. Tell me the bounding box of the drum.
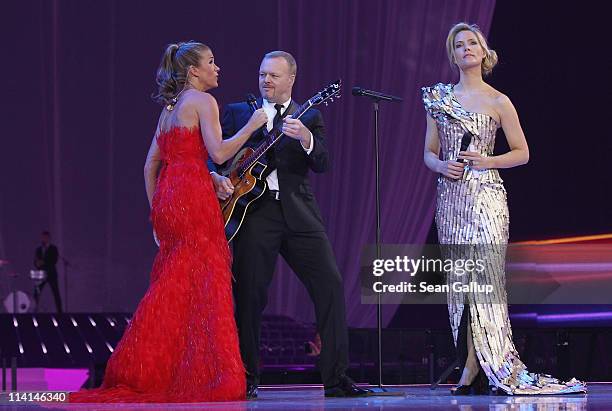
[3,291,31,313]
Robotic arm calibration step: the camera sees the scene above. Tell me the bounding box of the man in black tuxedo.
[33,230,63,313]
[209,51,367,398]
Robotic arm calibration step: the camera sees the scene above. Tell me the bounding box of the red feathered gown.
[70,126,245,402]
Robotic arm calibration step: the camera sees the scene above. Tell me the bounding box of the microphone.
[246,93,268,137]
[458,131,473,163]
[246,93,258,112]
[351,86,403,102]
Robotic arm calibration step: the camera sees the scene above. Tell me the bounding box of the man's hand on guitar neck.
[211,172,234,200]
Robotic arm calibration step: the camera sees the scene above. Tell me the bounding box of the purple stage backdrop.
[1,0,495,326]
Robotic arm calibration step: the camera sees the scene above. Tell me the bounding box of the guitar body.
[220,147,268,242]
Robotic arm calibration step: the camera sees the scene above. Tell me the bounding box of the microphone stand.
[357,92,404,396]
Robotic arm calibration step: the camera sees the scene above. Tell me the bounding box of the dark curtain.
[270,0,496,326]
[0,0,495,326]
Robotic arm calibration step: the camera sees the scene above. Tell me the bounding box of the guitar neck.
[238,101,313,177]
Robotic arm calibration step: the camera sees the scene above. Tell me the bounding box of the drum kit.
[0,258,48,313]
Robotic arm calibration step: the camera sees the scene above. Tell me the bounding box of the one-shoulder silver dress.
[422,83,585,395]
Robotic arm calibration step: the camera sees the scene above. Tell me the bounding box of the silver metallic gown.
[422,83,586,395]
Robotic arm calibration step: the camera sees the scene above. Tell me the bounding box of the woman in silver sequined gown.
[422,23,586,395]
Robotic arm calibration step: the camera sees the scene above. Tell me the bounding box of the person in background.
[33,230,62,313]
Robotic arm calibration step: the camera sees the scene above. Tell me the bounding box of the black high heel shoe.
[451,369,488,395]
[450,383,474,395]
[473,368,490,395]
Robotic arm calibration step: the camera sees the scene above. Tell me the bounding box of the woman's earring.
[166,96,178,111]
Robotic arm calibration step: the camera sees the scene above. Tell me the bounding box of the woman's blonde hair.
[152,41,210,106]
[446,23,498,76]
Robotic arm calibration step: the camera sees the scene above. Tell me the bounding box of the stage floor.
[1,383,608,410]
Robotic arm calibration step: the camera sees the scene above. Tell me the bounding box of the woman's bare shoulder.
[484,86,513,113]
[183,90,217,107]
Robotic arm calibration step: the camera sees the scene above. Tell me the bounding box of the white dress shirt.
[262,98,313,191]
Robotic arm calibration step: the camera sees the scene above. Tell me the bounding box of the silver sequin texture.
[422,83,586,395]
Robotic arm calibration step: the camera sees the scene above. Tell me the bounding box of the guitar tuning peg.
[324,102,328,106]
[330,98,334,103]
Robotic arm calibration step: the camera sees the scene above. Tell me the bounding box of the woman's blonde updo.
[446,23,498,76]
[152,41,210,106]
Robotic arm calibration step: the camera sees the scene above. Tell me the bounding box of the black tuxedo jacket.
[34,244,59,278]
[209,98,330,232]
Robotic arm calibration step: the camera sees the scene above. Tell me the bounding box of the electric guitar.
[220,80,341,242]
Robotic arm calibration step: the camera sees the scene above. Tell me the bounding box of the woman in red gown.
[70,41,268,403]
